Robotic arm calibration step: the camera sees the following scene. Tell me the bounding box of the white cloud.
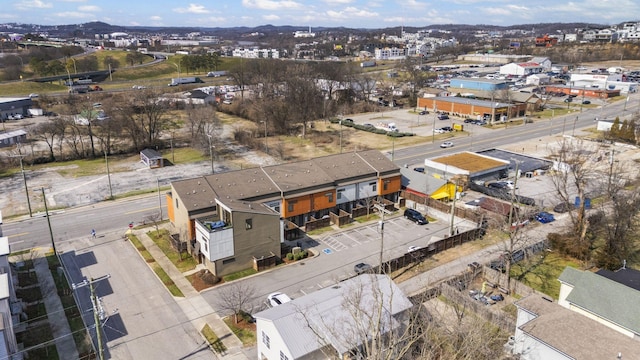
[54,11,90,19]
[150,15,162,21]
[326,7,378,19]
[263,14,281,21]
[78,5,100,12]
[173,4,210,14]
[14,0,52,10]
[323,0,354,4]
[242,0,302,10]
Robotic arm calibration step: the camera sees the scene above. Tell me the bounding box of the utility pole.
[157,177,163,221]
[207,134,215,174]
[374,204,388,274]
[449,180,458,236]
[40,187,56,254]
[72,274,110,360]
[104,151,113,199]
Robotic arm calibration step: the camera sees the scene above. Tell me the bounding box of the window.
[262,331,270,349]
[245,218,253,230]
[280,351,289,360]
[383,180,390,191]
[325,192,333,203]
[370,182,377,192]
[287,200,297,212]
[176,199,179,209]
[203,240,208,253]
[222,258,235,265]
[337,189,344,200]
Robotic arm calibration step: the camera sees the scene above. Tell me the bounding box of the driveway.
[58,231,215,360]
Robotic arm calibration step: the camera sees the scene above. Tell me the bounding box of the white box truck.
[168,77,204,86]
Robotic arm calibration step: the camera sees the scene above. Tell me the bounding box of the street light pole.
[157,177,163,221]
[572,116,578,136]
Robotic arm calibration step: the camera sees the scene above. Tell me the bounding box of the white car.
[267,292,292,307]
[408,245,421,253]
[498,180,517,189]
[440,141,454,148]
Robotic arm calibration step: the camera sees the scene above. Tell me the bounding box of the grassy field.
[510,252,581,299]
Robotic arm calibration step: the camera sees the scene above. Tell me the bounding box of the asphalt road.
[3,195,165,252]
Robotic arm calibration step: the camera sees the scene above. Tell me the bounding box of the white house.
[254,274,413,360]
[513,295,640,360]
[525,74,550,86]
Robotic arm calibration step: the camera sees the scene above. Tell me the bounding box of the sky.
[3,0,640,29]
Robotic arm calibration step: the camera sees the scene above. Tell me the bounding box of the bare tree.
[215,282,257,324]
[548,139,596,262]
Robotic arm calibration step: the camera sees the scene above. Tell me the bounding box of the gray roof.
[516,295,640,359]
[0,129,27,141]
[254,274,412,358]
[171,177,218,212]
[558,267,640,335]
[175,150,400,209]
[399,167,446,194]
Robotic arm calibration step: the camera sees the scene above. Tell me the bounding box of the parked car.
[342,118,354,124]
[564,97,573,103]
[440,141,454,148]
[404,208,428,225]
[437,114,449,120]
[487,182,507,189]
[464,118,475,123]
[498,180,517,189]
[535,211,556,223]
[441,126,453,132]
[267,292,292,307]
[582,100,591,105]
[354,263,373,274]
[413,167,425,173]
[490,294,504,302]
[29,93,39,99]
[407,245,421,253]
[419,110,429,115]
[553,202,573,213]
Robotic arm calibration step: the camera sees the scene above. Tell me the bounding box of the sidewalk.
[132,228,249,360]
[31,252,79,359]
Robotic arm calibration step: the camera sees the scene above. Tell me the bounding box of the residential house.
[513,295,640,359]
[254,274,413,360]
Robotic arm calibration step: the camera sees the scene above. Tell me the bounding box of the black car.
[487,182,507,189]
[419,110,429,115]
[404,208,428,225]
[413,167,425,173]
[553,202,573,213]
[441,126,453,132]
[582,100,591,105]
[464,118,475,123]
[438,114,449,120]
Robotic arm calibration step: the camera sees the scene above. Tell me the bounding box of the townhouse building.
[167,150,402,277]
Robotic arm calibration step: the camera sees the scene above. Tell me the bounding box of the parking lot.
[345,108,495,138]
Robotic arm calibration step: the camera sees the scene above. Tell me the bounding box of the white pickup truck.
[375,122,399,132]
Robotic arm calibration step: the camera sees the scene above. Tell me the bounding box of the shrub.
[286,253,294,261]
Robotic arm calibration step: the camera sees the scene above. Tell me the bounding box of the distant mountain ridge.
[1,21,620,38]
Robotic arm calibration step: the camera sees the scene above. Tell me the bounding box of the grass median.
[127,233,184,297]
